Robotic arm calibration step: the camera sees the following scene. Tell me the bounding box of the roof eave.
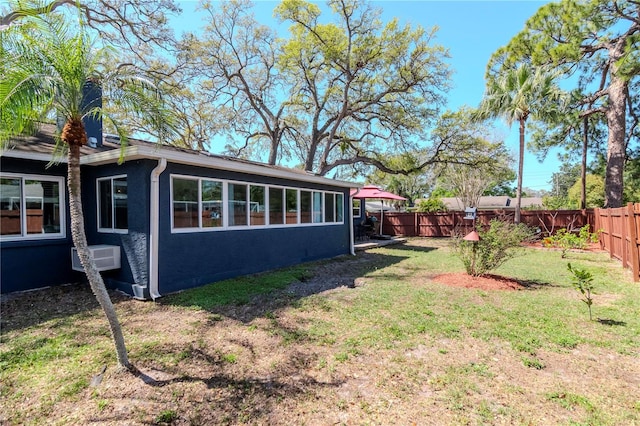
[1,149,62,163]
[81,145,357,189]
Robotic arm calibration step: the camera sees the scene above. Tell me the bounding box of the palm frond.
[1,1,180,150]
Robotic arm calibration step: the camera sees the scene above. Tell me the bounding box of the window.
[98,176,127,232]
[324,192,335,223]
[286,189,298,224]
[352,199,361,218]
[170,174,344,231]
[228,183,248,226]
[172,177,200,228]
[336,193,344,222]
[250,185,266,225]
[269,187,284,225]
[173,177,224,229]
[300,190,312,224]
[312,191,323,223]
[202,180,223,228]
[0,174,65,240]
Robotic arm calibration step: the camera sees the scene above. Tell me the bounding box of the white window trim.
[171,175,215,232]
[249,184,267,226]
[170,174,345,233]
[228,181,249,228]
[336,193,345,222]
[287,188,300,225]
[97,174,128,234]
[300,189,313,224]
[0,172,66,241]
[352,198,361,218]
[267,185,283,227]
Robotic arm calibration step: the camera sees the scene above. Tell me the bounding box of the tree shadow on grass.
[88,346,344,425]
[0,250,408,333]
[161,250,410,324]
[0,282,127,333]
[597,318,626,326]
[513,278,563,290]
[380,244,440,254]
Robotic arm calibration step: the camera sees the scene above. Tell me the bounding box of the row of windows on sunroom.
[171,176,344,230]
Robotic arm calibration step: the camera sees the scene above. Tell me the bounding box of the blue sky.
[172,0,558,192]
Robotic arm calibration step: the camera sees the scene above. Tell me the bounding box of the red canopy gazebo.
[351,185,406,235]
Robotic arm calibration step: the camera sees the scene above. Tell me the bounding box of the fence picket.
[627,203,640,281]
[377,210,593,239]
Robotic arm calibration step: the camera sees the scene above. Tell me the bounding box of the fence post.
[627,203,640,282]
[452,211,456,235]
[608,209,615,259]
[621,207,628,268]
[594,208,601,249]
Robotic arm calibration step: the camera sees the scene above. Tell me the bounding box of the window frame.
[228,182,249,227]
[268,186,284,226]
[352,198,361,218]
[97,174,128,234]
[0,173,66,241]
[170,173,345,233]
[285,188,299,225]
[249,184,266,226]
[171,175,224,232]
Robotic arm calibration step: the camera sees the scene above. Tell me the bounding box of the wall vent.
[71,245,121,272]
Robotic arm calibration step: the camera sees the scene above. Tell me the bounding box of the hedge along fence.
[594,203,640,282]
[376,209,595,238]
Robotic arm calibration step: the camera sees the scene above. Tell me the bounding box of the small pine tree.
[567,263,595,320]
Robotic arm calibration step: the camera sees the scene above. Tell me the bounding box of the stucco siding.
[156,162,351,295]
[81,159,154,294]
[1,155,352,297]
[0,157,74,293]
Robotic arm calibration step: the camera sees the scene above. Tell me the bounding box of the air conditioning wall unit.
[71,245,121,272]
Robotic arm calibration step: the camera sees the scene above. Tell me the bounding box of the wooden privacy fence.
[378,209,594,238]
[594,203,640,282]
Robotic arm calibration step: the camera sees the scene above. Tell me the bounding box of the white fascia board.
[0,149,63,163]
[82,145,358,189]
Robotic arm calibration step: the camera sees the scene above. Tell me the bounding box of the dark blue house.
[1,124,356,299]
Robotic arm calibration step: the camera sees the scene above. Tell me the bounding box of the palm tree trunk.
[515,118,525,224]
[67,144,130,369]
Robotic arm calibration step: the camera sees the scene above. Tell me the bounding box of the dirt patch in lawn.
[432,273,525,290]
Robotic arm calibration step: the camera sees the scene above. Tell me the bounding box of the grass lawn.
[1,238,639,425]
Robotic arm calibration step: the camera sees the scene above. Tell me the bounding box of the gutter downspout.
[350,188,360,255]
[149,158,167,300]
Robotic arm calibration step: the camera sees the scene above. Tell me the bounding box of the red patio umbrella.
[351,185,406,235]
[350,185,407,201]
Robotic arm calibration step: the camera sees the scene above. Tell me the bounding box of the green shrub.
[542,225,600,258]
[415,197,448,213]
[453,219,535,277]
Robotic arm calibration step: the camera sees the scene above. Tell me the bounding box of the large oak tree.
[275,0,451,176]
[185,0,454,176]
[183,0,295,163]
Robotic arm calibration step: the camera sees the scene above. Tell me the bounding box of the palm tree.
[476,64,565,223]
[0,9,175,369]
